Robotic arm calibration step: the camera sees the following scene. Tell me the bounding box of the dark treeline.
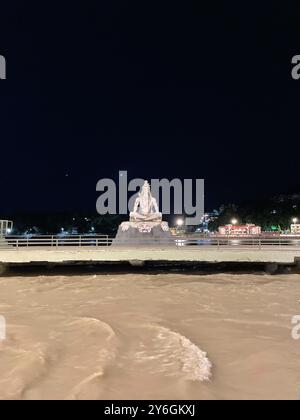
[209,194,300,232]
[3,212,125,235]
[3,193,300,235]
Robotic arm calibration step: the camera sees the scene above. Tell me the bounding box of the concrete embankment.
[1,246,300,274]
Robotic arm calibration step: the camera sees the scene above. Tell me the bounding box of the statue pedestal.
[113,221,174,246]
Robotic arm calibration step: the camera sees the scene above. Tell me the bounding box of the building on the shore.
[0,220,13,237]
[291,224,300,234]
[218,224,261,236]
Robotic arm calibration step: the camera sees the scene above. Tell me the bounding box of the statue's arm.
[133,197,140,213]
[152,198,159,213]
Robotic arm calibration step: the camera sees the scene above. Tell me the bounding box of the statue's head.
[140,180,150,197]
[143,180,150,191]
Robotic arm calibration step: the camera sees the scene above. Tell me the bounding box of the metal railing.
[1,235,300,250]
[175,236,300,250]
[2,235,112,249]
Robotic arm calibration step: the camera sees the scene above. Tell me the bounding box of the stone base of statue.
[113,220,174,246]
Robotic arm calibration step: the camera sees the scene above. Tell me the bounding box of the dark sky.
[1,1,300,213]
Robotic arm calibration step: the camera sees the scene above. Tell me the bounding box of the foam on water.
[129,325,212,382]
[156,326,212,381]
[0,317,118,400]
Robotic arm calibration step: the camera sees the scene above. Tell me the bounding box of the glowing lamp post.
[291,218,299,234]
[177,218,184,227]
[176,218,185,234]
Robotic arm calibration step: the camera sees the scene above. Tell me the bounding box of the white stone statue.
[115,179,170,237]
[130,181,162,222]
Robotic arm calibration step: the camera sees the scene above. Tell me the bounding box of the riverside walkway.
[1,235,300,274]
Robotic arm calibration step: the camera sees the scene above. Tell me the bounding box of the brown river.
[0,272,299,400]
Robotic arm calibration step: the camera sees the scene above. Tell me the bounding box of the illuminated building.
[218,224,261,236]
[291,224,300,234]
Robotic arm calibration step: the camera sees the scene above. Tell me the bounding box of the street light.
[176,218,185,235]
[292,217,298,225]
[231,218,238,225]
[176,218,184,227]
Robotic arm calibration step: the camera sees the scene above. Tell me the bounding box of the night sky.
[1,1,300,214]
